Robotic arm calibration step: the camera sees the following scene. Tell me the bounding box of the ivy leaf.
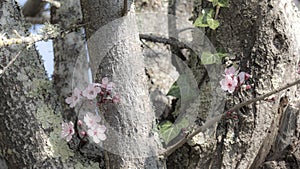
[194,9,219,30]
[194,14,209,27]
[157,121,173,131]
[167,82,181,98]
[217,0,229,7]
[177,75,198,102]
[207,18,220,30]
[216,52,228,58]
[201,52,226,65]
[158,118,189,145]
[194,8,213,28]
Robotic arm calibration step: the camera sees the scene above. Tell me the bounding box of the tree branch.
[139,34,191,61]
[22,0,46,17]
[0,23,60,47]
[24,16,50,24]
[160,78,300,157]
[0,49,23,76]
[139,34,192,50]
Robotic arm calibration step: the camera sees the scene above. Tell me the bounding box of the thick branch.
[22,0,46,17]
[139,34,191,50]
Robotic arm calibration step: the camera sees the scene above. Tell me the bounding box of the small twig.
[0,49,23,76]
[0,20,91,48]
[214,5,220,20]
[0,23,60,47]
[104,151,110,169]
[139,34,192,51]
[160,78,300,157]
[122,0,128,16]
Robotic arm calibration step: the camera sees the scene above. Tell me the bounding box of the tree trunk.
[214,0,300,168]
[0,1,105,168]
[168,0,300,168]
[0,1,60,168]
[80,0,163,168]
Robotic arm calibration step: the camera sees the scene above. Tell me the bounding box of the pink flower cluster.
[84,112,107,143]
[220,66,251,93]
[61,77,119,143]
[65,77,120,108]
[97,77,120,104]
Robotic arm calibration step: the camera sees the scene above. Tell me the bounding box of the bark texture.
[0,1,103,168]
[0,1,57,168]
[51,0,89,120]
[80,0,163,168]
[188,0,300,168]
[136,0,300,169]
[51,0,105,168]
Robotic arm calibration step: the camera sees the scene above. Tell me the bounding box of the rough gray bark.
[1,0,300,168]
[0,1,56,168]
[80,0,163,168]
[51,0,89,120]
[136,0,300,169]
[51,0,106,167]
[0,1,105,168]
[189,0,300,168]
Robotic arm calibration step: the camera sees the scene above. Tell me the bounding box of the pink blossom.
[112,94,120,103]
[107,82,115,91]
[82,83,101,100]
[220,75,238,93]
[245,73,251,81]
[101,77,114,90]
[238,72,246,84]
[77,120,83,126]
[84,112,101,129]
[80,131,86,137]
[61,121,75,142]
[224,66,237,76]
[87,125,107,143]
[65,88,81,108]
[246,84,251,90]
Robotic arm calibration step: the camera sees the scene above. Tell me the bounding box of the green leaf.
[159,118,189,145]
[207,18,220,30]
[193,8,215,28]
[206,9,215,18]
[177,75,198,102]
[167,82,181,98]
[208,0,219,7]
[201,51,225,65]
[194,9,219,30]
[158,121,173,131]
[216,52,228,58]
[217,0,229,7]
[194,14,209,27]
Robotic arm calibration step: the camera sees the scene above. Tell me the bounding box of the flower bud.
[77,120,83,126]
[245,73,251,81]
[80,131,86,136]
[246,84,251,90]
